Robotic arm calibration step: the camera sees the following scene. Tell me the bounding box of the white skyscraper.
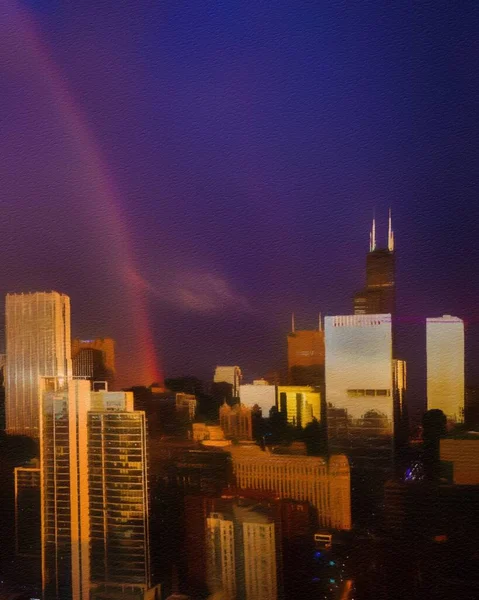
[325,314,394,452]
[427,315,464,424]
[6,291,72,437]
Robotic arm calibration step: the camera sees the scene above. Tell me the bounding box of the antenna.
[388,208,394,251]
[291,312,295,333]
[318,312,322,331]
[370,210,376,252]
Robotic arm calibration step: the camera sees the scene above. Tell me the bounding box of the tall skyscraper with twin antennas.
[353,210,396,315]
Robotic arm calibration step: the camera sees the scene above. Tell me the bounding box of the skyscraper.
[39,378,156,600]
[427,315,465,424]
[287,316,325,387]
[276,385,321,427]
[88,392,152,600]
[353,211,396,315]
[206,504,279,600]
[325,314,394,462]
[40,377,91,600]
[6,291,72,437]
[72,337,116,389]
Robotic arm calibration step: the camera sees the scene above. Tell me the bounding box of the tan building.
[176,393,197,421]
[5,291,72,437]
[427,316,464,424]
[440,437,479,485]
[277,385,320,427]
[228,445,351,530]
[220,403,253,440]
[287,329,325,369]
[207,505,278,600]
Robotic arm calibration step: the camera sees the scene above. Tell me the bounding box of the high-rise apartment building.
[72,337,116,389]
[426,315,464,424]
[325,314,394,452]
[39,378,156,600]
[353,212,395,315]
[228,445,351,530]
[88,392,152,600]
[206,503,279,600]
[277,385,321,427]
[6,291,72,437]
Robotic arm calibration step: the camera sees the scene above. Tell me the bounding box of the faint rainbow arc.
[11,2,161,386]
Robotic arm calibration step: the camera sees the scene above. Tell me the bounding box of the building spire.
[388,207,394,251]
[291,312,295,333]
[318,312,322,331]
[369,211,376,252]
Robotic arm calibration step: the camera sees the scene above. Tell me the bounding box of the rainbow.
[5,1,161,386]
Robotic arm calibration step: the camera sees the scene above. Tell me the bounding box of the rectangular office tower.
[325,315,394,465]
[427,315,465,424]
[6,291,72,437]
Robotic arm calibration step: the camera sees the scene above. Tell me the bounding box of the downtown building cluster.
[4,291,159,600]
[1,211,476,600]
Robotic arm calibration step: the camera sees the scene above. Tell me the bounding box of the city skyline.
[1,1,479,393]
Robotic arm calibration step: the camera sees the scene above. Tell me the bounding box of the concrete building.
[276,385,320,427]
[214,366,242,398]
[220,403,252,440]
[228,445,351,530]
[427,315,465,424]
[6,291,72,437]
[206,504,279,600]
[239,383,276,417]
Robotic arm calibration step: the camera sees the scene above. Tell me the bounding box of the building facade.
[40,378,91,600]
[206,503,279,600]
[426,315,465,424]
[228,445,351,530]
[325,314,394,452]
[88,393,152,600]
[277,386,320,427]
[220,403,253,440]
[72,337,116,389]
[6,291,72,437]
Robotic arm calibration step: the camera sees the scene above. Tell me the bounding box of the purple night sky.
[1,1,479,417]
